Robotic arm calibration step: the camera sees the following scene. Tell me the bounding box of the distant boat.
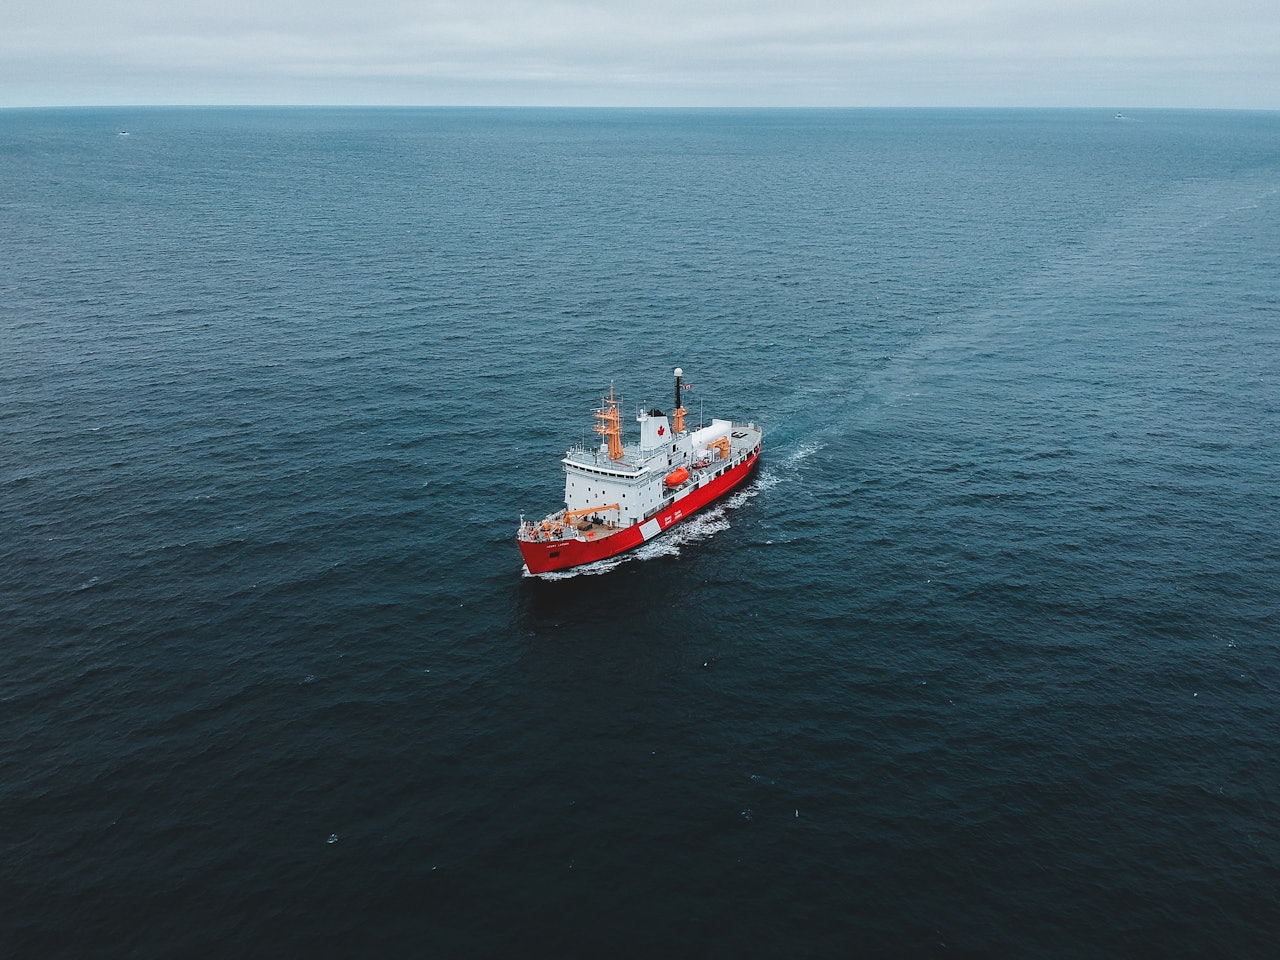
[1114,113,1125,120]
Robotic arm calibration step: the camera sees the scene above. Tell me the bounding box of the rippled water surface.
[3,107,1279,957]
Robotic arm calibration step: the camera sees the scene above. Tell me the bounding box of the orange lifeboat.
[664,466,690,488]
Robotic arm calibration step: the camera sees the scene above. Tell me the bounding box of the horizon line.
[5,103,1278,113]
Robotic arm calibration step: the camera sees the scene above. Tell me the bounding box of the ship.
[518,367,763,575]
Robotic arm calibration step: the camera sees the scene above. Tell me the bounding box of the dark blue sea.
[3,107,1278,957]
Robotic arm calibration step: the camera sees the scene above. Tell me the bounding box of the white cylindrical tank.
[688,419,731,452]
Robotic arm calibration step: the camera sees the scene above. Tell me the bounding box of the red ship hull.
[520,448,760,575]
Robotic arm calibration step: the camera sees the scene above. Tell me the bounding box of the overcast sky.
[5,0,1278,108]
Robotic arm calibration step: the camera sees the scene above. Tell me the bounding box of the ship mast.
[672,367,687,434]
[594,384,624,461]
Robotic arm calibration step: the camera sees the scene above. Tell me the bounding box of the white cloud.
[3,0,1278,106]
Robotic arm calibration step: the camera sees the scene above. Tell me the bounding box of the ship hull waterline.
[520,448,760,575]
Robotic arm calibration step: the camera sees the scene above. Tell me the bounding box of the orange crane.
[563,504,620,526]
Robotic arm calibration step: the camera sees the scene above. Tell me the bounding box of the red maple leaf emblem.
[658,425,665,436]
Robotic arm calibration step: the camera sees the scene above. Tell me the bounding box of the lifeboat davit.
[665,466,690,488]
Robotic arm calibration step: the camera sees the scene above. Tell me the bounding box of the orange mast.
[594,385,624,461]
[672,367,688,434]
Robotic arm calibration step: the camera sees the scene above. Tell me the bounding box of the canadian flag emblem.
[658,425,665,436]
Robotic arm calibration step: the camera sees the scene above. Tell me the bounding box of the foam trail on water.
[747,438,825,497]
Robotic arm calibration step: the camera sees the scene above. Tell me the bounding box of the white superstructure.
[561,409,735,527]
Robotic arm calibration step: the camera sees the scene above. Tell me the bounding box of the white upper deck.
[560,406,756,527]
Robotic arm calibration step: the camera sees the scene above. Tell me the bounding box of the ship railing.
[565,444,641,471]
[521,510,572,543]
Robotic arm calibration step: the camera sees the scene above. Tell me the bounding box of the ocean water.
[2,107,1278,957]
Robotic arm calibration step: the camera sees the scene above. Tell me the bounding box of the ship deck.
[563,446,645,472]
